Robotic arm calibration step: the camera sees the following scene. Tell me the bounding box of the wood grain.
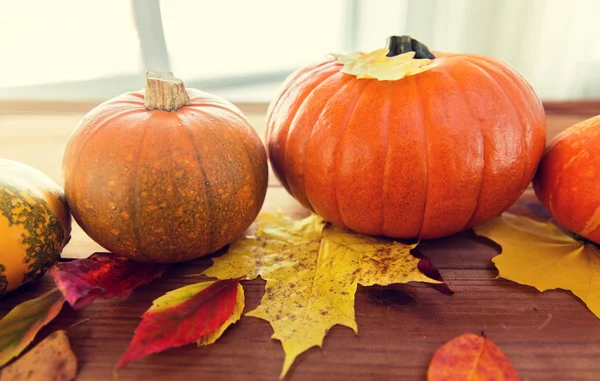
[1,103,600,381]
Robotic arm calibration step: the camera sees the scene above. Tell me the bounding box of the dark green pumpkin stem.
[386,35,435,59]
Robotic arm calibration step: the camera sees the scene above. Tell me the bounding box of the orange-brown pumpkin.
[266,36,546,239]
[63,70,268,263]
[534,115,600,243]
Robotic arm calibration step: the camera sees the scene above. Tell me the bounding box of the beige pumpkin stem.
[144,69,191,112]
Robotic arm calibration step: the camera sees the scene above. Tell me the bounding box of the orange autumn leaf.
[427,333,519,381]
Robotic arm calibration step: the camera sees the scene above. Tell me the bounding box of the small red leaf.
[413,251,454,295]
[428,333,519,381]
[115,278,241,372]
[50,253,167,309]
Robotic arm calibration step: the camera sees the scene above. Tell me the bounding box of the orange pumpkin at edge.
[534,115,600,243]
[63,70,268,263]
[266,35,546,239]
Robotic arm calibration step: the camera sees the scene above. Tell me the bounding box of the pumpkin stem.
[144,69,191,112]
[386,35,435,59]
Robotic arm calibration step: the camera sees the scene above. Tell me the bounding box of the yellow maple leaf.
[474,213,600,317]
[331,48,434,80]
[203,212,437,378]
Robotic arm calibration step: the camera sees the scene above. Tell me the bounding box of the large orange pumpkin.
[63,70,268,263]
[266,36,546,239]
[534,115,600,243]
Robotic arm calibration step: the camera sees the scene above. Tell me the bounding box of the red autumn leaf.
[412,251,454,295]
[49,253,167,309]
[427,333,519,381]
[115,278,241,372]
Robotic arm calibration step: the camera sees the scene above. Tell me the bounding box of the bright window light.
[0,0,141,88]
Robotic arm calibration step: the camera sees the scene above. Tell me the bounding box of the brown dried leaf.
[0,330,77,381]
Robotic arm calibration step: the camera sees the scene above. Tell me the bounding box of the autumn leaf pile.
[0,212,445,379]
[3,195,600,379]
[0,255,245,377]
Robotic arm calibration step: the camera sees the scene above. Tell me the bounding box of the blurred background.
[1,0,599,104]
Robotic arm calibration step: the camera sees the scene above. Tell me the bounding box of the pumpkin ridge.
[269,62,340,192]
[411,75,430,238]
[283,66,341,206]
[333,80,379,228]
[468,55,541,110]
[465,56,533,169]
[288,70,348,211]
[550,147,587,228]
[441,64,486,230]
[492,59,545,185]
[303,74,355,215]
[195,107,263,226]
[65,109,142,259]
[378,85,393,235]
[464,57,530,213]
[74,108,143,155]
[271,60,339,129]
[66,108,144,207]
[181,120,216,255]
[0,186,64,285]
[266,59,335,129]
[239,136,266,220]
[161,121,191,259]
[196,104,255,141]
[235,121,268,218]
[131,124,151,259]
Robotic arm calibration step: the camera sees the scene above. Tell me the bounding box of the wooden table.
[1,101,600,381]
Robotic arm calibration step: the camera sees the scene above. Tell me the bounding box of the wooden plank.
[2,264,600,381]
[0,100,269,115]
[0,99,597,117]
[543,100,600,116]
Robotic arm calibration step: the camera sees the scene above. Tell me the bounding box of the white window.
[1,0,599,102]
